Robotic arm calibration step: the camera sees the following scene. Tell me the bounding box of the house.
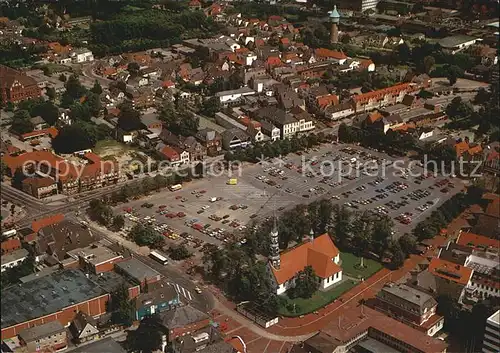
[1,248,29,272]
[67,243,124,275]
[21,177,58,199]
[71,48,94,63]
[222,128,252,150]
[36,219,99,265]
[115,257,162,290]
[323,101,355,121]
[428,257,473,303]
[260,120,280,141]
[255,106,300,139]
[157,144,189,167]
[18,321,67,352]
[69,312,99,343]
[353,83,417,112]
[215,86,255,104]
[375,283,444,336]
[438,35,481,55]
[313,48,348,64]
[160,305,211,341]
[135,282,181,321]
[267,233,342,295]
[141,112,163,132]
[170,327,235,353]
[1,238,22,254]
[275,84,305,111]
[195,128,222,156]
[0,65,42,103]
[30,115,48,130]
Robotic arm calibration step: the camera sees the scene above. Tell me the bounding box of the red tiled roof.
[314,48,347,60]
[367,111,383,124]
[22,176,56,188]
[428,257,473,285]
[20,127,58,140]
[1,238,21,253]
[317,94,339,108]
[280,38,290,45]
[271,234,341,284]
[353,83,413,104]
[485,196,499,218]
[266,56,282,67]
[457,232,499,249]
[322,305,448,353]
[160,146,180,161]
[32,213,64,233]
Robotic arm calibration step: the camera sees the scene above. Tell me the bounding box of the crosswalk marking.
[187,290,192,301]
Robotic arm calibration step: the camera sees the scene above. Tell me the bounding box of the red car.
[159,205,167,209]
[177,212,186,218]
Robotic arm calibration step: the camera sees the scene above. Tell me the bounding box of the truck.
[227,178,238,185]
[169,184,182,192]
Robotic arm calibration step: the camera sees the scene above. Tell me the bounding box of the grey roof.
[136,282,178,309]
[71,337,126,353]
[196,128,220,142]
[383,114,403,124]
[38,220,98,260]
[19,321,65,343]
[161,305,209,329]
[259,120,278,133]
[115,257,161,283]
[215,86,255,97]
[141,112,162,128]
[30,115,45,125]
[379,284,436,311]
[256,106,296,125]
[1,248,28,266]
[438,35,478,48]
[71,311,97,333]
[1,269,107,329]
[222,128,250,142]
[356,337,401,353]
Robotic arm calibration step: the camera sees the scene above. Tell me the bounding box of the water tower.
[329,5,341,44]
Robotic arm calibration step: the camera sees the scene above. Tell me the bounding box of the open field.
[340,252,383,279]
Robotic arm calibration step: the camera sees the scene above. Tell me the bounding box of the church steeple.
[309,228,315,243]
[269,216,280,269]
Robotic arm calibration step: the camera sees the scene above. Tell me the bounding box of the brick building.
[0,65,41,103]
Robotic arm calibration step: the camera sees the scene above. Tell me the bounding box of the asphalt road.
[82,220,215,313]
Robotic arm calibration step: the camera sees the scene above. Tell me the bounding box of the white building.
[439,35,481,55]
[71,48,94,63]
[267,229,343,295]
[1,248,29,272]
[483,310,499,353]
[215,87,255,104]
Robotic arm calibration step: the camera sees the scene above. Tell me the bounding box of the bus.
[169,184,182,192]
[149,250,169,265]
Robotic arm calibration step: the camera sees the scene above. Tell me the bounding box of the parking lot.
[114,142,464,253]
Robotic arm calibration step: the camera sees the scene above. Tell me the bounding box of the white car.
[201,205,210,210]
[195,287,202,294]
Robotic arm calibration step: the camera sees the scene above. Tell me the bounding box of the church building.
[267,223,343,295]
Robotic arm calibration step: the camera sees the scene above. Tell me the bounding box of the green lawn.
[277,280,357,317]
[340,252,383,279]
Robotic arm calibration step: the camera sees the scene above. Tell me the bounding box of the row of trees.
[412,186,484,240]
[224,132,334,163]
[338,123,415,156]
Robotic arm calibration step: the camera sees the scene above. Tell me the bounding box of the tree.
[127,62,140,75]
[91,80,103,95]
[88,199,114,226]
[130,224,165,248]
[46,86,56,100]
[124,315,165,353]
[168,244,191,260]
[108,284,135,327]
[86,92,102,116]
[290,266,319,299]
[52,125,95,154]
[390,241,405,268]
[201,96,221,118]
[398,233,417,254]
[444,65,463,86]
[64,74,86,100]
[117,103,142,132]
[396,43,411,63]
[59,73,67,82]
[112,215,125,230]
[423,55,435,74]
[446,97,473,121]
[10,117,34,135]
[31,101,59,125]
[474,88,490,105]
